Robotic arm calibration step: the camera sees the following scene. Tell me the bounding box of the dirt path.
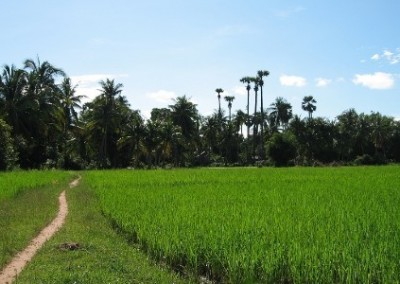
[0,177,80,284]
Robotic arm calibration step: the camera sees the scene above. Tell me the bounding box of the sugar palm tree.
[215,88,224,119]
[250,77,260,157]
[224,95,235,122]
[257,70,270,159]
[240,77,252,139]
[268,97,293,131]
[233,109,246,136]
[302,95,317,119]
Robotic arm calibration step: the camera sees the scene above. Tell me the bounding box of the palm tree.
[201,114,219,156]
[59,77,85,129]
[250,77,260,157]
[302,96,317,119]
[169,95,198,141]
[23,58,66,167]
[233,109,246,136]
[257,70,270,159]
[0,65,28,136]
[268,97,293,131]
[215,88,224,119]
[224,95,235,122]
[83,79,125,168]
[240,77,252,139]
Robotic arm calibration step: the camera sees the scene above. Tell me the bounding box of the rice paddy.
[85,166,400,283]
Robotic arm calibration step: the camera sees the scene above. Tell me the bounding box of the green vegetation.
[18,178,191,283]
[1,59,400,170]
[0,171,72,267]
[0,170,71,201]
[86,166,400,283]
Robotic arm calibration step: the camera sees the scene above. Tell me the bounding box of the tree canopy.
[0,58,399,170]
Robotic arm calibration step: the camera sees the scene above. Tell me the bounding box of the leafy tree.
[267,132,296,166]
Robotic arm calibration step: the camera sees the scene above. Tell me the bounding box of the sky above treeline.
[2,0,399,120]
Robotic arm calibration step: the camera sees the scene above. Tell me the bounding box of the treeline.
[0,58,399,170]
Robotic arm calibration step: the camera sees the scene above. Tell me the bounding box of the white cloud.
[315,78,332,87]
[280,75,307,87]
[371,54,380,60]
[146,90,177,104]
[371,48,400,64]
[70,74,129,103]
[232,86,247,96]
[352,72,395,90]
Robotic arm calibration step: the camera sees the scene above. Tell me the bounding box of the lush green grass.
[0,171,72,267]
[86,166,400,283]
[18,178,192,283]
[0,170,71,201]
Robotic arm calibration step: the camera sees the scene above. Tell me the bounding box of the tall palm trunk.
[257,70,270,160]
[260,85,264,159]
[253,84,258,158]
[246,86,250,139]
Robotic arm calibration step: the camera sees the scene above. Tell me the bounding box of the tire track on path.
[0,176,80,284]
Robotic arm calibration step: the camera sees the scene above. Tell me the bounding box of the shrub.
[267,132,296,167]
[0,119,17,170]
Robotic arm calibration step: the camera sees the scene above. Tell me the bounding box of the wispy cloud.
[280,75,307,87]
[232,86,247,96]
[146,90,177,104]
[371,48,400,64]
[70,74,129,103]
[274,6,305,18]
[353,72,395,90]
[315,78,332,87]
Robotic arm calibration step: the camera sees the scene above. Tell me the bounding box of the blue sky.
[2,0,399,119]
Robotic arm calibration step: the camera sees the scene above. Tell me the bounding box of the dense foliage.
[1,58,399,169]
[86,167,400,283]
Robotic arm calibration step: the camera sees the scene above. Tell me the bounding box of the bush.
[267,132,296,167]
[0,119,17,170]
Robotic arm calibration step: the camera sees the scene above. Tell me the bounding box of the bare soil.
[0,177,80,284]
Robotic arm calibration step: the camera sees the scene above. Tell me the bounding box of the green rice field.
[0,170,71,201]
[85,166,400,283]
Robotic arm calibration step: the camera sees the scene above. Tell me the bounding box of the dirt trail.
[0,177,80,284]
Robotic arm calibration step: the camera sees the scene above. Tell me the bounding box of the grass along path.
[0,173,73,269]
[16,177,192,283]
[0,177,80,284]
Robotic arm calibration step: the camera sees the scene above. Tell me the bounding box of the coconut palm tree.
[83,79,125,168]
[59,77,85,129]
[215,88,224,119]
[224,95,235,122]
[0,65,28,136]
[257,70,270,159]
[302,96,317,119]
